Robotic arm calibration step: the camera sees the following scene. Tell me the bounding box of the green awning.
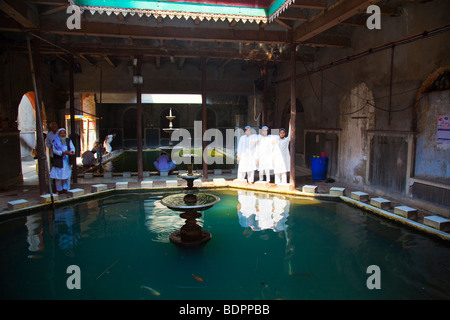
[69,0,295,24]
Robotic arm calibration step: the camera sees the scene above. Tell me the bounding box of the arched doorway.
[17,92,46,160]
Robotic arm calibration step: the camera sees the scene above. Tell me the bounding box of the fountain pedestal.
[161,154,219,246]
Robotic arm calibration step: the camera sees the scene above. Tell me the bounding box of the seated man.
[154,152,176,172]
[81,150,96,167]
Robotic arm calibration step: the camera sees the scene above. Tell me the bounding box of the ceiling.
[0,0,407,69]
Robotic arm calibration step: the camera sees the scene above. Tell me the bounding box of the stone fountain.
[161,153,220,246]
[160,108,182,156]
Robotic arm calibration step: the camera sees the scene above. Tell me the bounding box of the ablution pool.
[0,189,449,300]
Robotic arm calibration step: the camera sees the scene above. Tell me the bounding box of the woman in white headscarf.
[50,128,75,194]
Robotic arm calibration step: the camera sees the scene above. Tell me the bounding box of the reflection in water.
[25,213,44,259]
[237,191,290,233]
[144,199,204,243]
[54,207,80,257]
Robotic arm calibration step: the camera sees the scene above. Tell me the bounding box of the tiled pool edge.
[340,196,450,242]
[2,183,449,242]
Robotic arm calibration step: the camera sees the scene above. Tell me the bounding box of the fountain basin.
[161,193,220,211]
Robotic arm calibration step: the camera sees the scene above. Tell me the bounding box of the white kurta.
[237,134,258,173]
[237,191,257,228]
[273,125,291,174]
[255,196,274,231]
[50,139,75,181]
[104,134,113,153]
[256,134,275,171]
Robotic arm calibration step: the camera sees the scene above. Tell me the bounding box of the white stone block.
[213,169,222,175]
[423,216,450,232]
[84,173,94,179]
[232,178,248,187]
[40,194,59,204]
[8,199,30,210]
[254,181,270,189]
[123,172,131,178]
[350,191,369,202]
[302,185,318,193]
[370,197,391,210]
[140,181,153,188]
[91,184,108,193]
[394,206,418,219]
[143,171,150,177]
[68,188,84,198]
[276,183,292,192]
[115,182,128,190]
[231,169,238,175]
[329,187,345,196]
[166,180,178,187]
[213,178,227,186]
[104,172,113,178]
[193,180,203,187]
[160,171,169,177]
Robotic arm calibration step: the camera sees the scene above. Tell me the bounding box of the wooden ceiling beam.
[0,0,38,28]
[32,18,292,44]
[274,18,292,30]
[290,0,327,10]
[293,0,381,42]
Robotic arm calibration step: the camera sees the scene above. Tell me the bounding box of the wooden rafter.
[293,0,382,42]
[0,0,38,28]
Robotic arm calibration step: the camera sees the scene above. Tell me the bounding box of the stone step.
[329,187,345,196]
[91,184,108,193]
[350,191,369,202]
[193,179,203,187]
[115,182,128,189]
[123,172,131,178]
[165,180,178,187]
[370,197,391,210]
[276,183,292,192]
[394,206,418,219]
[68,188,84,198]
[7,199,30,210]
[40,194,59,204]
[140,181,153,188]
[213,178,227,186]
[423,215,450,232]
[302,185,318,194]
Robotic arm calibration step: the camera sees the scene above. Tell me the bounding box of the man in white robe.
[237,126,258,183]
[103,133,116,156]
[256,126,275,183]
[273,121,291,184]
[50,128,75,194]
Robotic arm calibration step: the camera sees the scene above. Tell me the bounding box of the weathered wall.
[415,90,450,179]
[274,0,450,211]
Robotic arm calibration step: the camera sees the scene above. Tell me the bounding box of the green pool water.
[103,150,235,172]
[0,189,449,300]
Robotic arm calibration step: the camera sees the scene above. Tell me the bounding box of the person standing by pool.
[273,120,291,185]
[103,132,116,156]
[50,128,75,194]
[237,125,258,183]
[256,126,275,183]
[45,121,59,168]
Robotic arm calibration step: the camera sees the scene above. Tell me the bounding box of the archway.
[17,92,46,160]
